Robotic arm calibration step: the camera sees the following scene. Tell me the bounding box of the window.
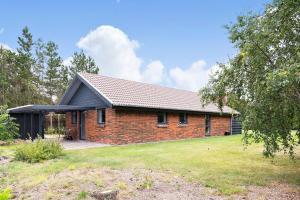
[97,109,106,124]
[71,111,77,124]
[157,112,167,124]
[205,114,211,136]
[179,113,187,124]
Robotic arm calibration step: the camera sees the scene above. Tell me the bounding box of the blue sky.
[0,0,270,91]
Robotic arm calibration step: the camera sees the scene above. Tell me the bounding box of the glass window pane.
[97,110,101,123]
[72,112,77,124]
[157,112,166,124]
[179,113,187,124]
[97,109,106,124]
[101,109,105,123]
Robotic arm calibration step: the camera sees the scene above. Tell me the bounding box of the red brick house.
[59,72,240,144]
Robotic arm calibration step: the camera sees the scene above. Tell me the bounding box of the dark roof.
[8,105,91,113]
[70,72,239,114]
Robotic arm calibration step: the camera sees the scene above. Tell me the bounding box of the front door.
[80,111,86,140]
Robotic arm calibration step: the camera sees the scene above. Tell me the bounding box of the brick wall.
[112,110,206,144]
[66,108,232,144]
[85,109,116,143]
[210,116,231,136]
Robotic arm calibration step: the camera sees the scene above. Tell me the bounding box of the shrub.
[0,106,19,141]
[14,139,63,163]
[45,127,65,135]
[45,127,56,135]
[0,188,10,200]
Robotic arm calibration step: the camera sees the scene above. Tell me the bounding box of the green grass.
[1,135,299,195]
[76,191,88,200]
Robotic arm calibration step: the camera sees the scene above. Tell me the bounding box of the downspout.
[230,114,233,135]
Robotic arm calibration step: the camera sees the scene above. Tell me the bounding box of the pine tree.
[57,64,69,100]
[1,27,99,107]
[0,47,17,106]
[34,39,52,104]
[15,26,36,105]
[44,41,63,104]
[69,50,99,79]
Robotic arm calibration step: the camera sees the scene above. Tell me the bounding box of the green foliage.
[0,188,10,200]
[45,127,64,135]
[0,27,51,106]
[200,0,300,157]
[14,139,63,163]
[76,191,88,200]
[44,41,69,103]
[0,106,19,141]
[15,26,43,106]
[69,50,99,79]
[0,26,99,107]
[0,48,18,107]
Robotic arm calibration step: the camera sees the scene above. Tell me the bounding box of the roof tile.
[79,72,237,114]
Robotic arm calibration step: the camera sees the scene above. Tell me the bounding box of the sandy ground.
[4,167,299,200]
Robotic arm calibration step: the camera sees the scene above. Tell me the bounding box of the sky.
[0,0,270,91]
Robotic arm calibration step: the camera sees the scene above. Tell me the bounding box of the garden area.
[0,135,299,199]
[1,0,299,199]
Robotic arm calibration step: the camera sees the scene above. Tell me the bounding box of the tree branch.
[251,39,276,69]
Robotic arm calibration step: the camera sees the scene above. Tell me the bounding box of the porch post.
[58,114,60,128]
[39,112,45,139]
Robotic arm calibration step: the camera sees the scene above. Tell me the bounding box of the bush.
[14,139,63,163]
[45,127,65,135]
[45,127,56,135]
[0,188,10,200]
[0,106,19,141]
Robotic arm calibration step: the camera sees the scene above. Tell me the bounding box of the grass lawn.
[1,135,299,196]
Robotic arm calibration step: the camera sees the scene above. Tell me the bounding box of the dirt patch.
[10,168,221,200]
[0,156,12,164]
[6,168,300,200]
[235,183,300,200]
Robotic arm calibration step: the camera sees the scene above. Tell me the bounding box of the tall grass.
[14,139,63,163]
[0,188,10,200]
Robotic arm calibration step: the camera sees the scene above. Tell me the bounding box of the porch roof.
[8,104,91,114]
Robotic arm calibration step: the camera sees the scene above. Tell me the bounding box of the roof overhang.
[8,105,93,114]
[112,105,238,116]
[59,74,112,107]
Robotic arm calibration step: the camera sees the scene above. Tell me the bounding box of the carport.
[8,105,91,140]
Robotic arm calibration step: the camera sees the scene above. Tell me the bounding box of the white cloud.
[142,60,165,84]
[0,43,13,51]
[75,25,216,92]
[63,56,72,66]
[77,25,143,81]
[169,60,216,91]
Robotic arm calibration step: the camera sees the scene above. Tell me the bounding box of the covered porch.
[8,105,92,140]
